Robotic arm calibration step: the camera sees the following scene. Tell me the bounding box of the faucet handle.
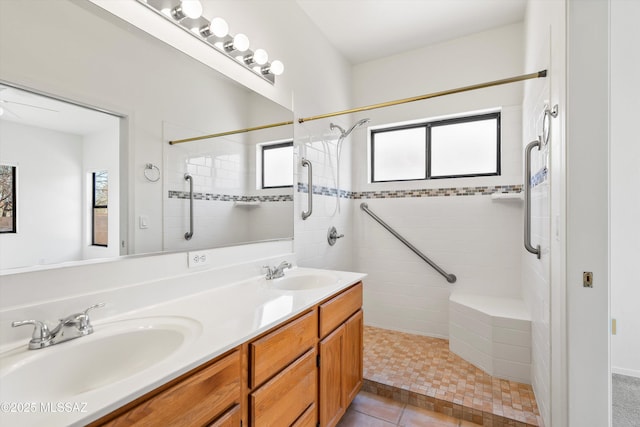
[60,303,106,330]
[83,302,106,316]
[11,320,51,344]
[262,265,274,279]
[80,303,105,330]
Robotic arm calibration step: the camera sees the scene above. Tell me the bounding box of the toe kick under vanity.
[0,265,365,427]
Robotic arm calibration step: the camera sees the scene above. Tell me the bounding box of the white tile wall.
[354,195,523,338]
[449,295,532,383]
[522,20,552,423]
[294,119,354,271]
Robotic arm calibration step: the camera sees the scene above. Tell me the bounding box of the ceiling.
[0,85,118,136]
[296,0,527,64]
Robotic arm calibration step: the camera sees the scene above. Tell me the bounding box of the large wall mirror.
[0,0,293,272]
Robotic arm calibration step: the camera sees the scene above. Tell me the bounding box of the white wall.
[0,121,83,269]
[566,0,610,425]
[611,0,640,379]
[350,23,525,337]
[0,0,350,325]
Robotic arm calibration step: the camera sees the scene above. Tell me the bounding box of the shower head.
[330,118,370,139]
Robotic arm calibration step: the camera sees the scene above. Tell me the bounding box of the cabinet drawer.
[292,403,317,427]
[319,282,362,338]
[250,348,317,426]
[101,350,240,427]
[208,404,240,427]
[250,309,317,388]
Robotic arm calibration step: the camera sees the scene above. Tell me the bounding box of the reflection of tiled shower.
[163,122,292,251]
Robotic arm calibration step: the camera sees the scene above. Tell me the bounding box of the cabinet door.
[319,324,345,427]
[344,310,363,406]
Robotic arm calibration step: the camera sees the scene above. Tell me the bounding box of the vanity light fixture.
[170,0,203,20]
[262,60,285,77]
[224,33,250,53]
[137,0,284,84]
[244,48,269,67]
[199,17,229,38]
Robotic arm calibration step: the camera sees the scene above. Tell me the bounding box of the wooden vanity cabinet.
[92,349,241,427]
[318,283,363,427]
[90,281,363,427]
[248,310,318,426]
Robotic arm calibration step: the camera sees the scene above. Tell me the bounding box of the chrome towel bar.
[301,158,312,220]
[184,173,194,240]
[524,140,541,258]
[360,203,456,283]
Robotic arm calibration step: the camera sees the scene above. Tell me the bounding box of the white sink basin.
[0,316,201,401]
[270,271,339,291]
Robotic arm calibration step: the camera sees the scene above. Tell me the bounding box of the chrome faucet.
[263,261,292,280]
[11,303,105,350]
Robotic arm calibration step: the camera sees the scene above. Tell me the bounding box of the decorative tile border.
[169,184,523,203]
[297,183,523,200]
[168,190,293,202]
[296,183,351,199]
[530,167,548,188]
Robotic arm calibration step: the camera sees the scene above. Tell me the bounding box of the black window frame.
[261,141,294,189]
[0,165,17,234]
[371,112,501,183]
[92,171,108,247]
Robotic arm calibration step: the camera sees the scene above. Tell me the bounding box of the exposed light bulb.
[253,49,269,65]
[269,60,284,76]
[171,0,202,20]
[181,0,202,18]
[232,33,249,52]
[210,17,229,38]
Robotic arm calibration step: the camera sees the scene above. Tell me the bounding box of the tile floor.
[362,326,541,427]
[337,391,479,427]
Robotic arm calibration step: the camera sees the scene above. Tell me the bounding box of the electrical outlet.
[188,251,210,268]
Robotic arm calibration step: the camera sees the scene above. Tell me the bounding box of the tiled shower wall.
[295,118,354,271]
[349,23,527,339]
[353,192,524,338]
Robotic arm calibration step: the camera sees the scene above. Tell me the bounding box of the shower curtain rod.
[298,70,547,123]
[168,120,294,145]
[169,70,546,144]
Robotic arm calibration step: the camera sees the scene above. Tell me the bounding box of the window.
[371,112,500,182]
[261,141,293,189]
[0,165,16,233]
[92,171,108,246]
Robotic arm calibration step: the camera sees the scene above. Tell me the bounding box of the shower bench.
[448,292,532,384]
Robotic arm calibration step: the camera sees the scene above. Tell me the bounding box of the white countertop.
[0,267,366,427]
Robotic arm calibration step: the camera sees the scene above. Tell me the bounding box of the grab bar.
[524,140,541,258]
[360,203,457,283]
[301,158,312,220]
[184,173,194,240]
